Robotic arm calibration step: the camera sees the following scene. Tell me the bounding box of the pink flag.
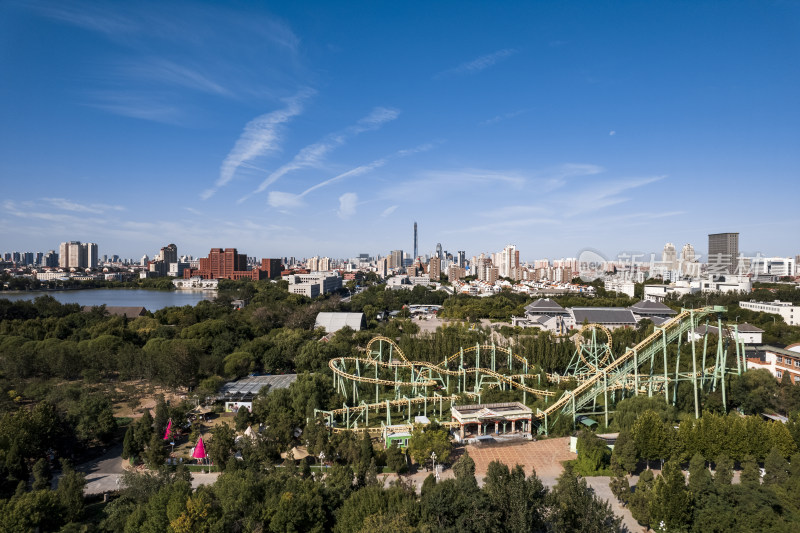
[163,419,172,440]
[192,436,206,459]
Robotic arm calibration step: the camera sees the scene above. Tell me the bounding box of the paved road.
[77,444,220,495]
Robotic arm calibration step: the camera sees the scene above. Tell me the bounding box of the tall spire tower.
[413,222,418,260]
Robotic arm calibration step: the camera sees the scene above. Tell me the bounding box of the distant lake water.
[0,289,215,312]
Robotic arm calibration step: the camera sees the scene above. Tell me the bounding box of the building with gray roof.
[216,374,298,412]
[628,300,677,317]
[523,298,569,316]
[571,308,637,329]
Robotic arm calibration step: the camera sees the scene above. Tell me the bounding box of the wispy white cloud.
[266,142,435,211]
[380,205,398,217]
[337,193,358,219]
[533,163,605,192]
[609,130,616,136]
[42,197,125,214]
[203,88,314,199]
[423,169,527,188]
[267,191,306,210]
[84,92,182,123]
[435,48,518,79]
[558,175,666,217]
[30,1,139,35]
[241,106,400,202]
[120,59,231,96]
[480,108,530,126]
[479,205,548,219]
[442,216,559,235]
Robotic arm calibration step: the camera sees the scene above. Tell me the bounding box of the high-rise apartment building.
[85,242,98,269]
[159,244,178,264]
[680,244,696,263]
[413,222,418,260]
[429,257,441,281]
[662,243,677,269]
[42,250,58,268]
[58,241,98,269]
[59,241,78,268]
[390,250,404,269]
[496,244,518,279]
[708,232,739,275]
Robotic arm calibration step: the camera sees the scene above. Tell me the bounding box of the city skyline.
[1,2,799,258]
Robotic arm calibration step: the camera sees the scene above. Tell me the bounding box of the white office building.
[739,300,799,326]
[750,257,795,279]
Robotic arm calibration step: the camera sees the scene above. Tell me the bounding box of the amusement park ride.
[316,306,747,436]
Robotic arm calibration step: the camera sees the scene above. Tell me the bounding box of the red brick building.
[260,258,283,279]
[184,248,279,281]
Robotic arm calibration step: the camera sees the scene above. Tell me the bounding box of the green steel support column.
[633,349,640,395]
[661,328,669,404]
[544,411,549,436]
[386,400,390,425]
[460,348,465,392]
[734,325,742,375]
[491,343,496,372]
[713,317,724,392]
[375,362,379,403]
[701,320,709,386]
[603,369,609,428]
[475,344,480,395]
[346,405,350,429]
[673,337,681,406]
[522,374,527,405]
[719,316,728,412]
[571,392,576,428]
[365,404,368,426]
[690,310,700,419]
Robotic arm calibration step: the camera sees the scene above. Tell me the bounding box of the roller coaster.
[317,305,747,436]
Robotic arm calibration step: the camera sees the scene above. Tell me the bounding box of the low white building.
[173,277,219,289]
[750,257,796,278]
[283,271,342,297]
[739,300,799,326]
[687,322,764,344]
[604,279,635,298]
[34,270,70,281]
[643,281,700,303]
[700,275,751,294]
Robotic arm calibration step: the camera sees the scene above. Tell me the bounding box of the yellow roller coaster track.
[331,336,556,398]
[572,323,614,372]
[534,308,700,420]
[325,307,726,432]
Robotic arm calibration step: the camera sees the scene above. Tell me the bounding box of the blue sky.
[1,1,798,262]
